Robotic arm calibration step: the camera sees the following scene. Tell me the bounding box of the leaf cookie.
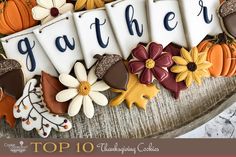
[0,88,16,128]
[110,72,159,110]
[14,79,72,138]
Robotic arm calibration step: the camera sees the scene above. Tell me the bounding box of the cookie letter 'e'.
[164,12,178,31]
[125,5,143,37]
[55,35,75,52]
[17,37,36,72]
[90,18,110,48]
[197,0,213,24]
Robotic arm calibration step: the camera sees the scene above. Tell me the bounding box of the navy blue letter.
[164,12,178,31]
[125,5,143,37]
[90,18,109,48]
[197,0,213,24]
[55,35,75,52]
[17,38,36,72]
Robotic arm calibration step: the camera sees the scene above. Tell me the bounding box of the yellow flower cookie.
[75,0,114,11]
[171,47,212,87]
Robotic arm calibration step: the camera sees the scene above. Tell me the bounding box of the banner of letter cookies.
[0,0,235,138]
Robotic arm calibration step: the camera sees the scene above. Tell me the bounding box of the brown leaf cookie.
[41,71,69,115]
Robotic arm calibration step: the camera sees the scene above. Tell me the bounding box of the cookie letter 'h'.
[125,5,143,37]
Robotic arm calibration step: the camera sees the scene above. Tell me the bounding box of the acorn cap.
[0,59,21,76]
[219,0,236,17]
[94,54,122,79]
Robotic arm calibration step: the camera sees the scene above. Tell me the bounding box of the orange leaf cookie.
[110,72,159,110]
[0,88,16,128]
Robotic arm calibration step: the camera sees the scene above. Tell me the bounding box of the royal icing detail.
[148,0,187,47]
[171,47,212,87]
[13,79,72,138]
[73,9,121,69]
[105,0,150,59]
[1,26,57,81]
[56,62,110,118]
[34,12,83,74]
[129,43,173,85]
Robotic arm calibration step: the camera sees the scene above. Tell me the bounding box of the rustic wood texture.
[0,34,235,138]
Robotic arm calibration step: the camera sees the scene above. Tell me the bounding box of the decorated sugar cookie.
[56,62,110,118]
[218,0,236,39]
[0,55,24,128]
[198,33,236,77]
[14,79,72,138]
[0,55,24,99]
[75,0,114,11]
[110,71,159,110]
[0,0,37,35]
[129,42,173,85]
[32,0,74,24]
[41,71,69,115]
[94,54,129,91]
[171,47,212,87]
[161,43,187,99]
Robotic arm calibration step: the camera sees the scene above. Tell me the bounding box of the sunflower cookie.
[171,47,212,87]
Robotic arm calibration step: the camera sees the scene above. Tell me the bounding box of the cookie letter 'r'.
[197,0,213,24]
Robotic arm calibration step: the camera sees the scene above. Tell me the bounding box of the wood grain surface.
[0,35,235,138]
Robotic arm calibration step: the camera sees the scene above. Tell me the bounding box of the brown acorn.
[0,55,24,99]
[219,0,236,39]
[94,54,129,91]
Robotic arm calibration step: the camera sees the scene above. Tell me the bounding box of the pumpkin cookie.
[221,43,232,76]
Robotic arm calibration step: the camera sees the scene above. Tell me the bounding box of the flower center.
[77,81,91,96]
[145,59,155,69]
[187,62,197,72]
[50,7,59,17]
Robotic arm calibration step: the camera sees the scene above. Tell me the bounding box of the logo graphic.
[4,141,28,153]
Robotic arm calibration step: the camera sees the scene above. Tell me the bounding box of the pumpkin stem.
[212,33,233,44]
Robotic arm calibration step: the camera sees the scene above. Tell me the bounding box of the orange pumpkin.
[198,34,236,77]
[0,0,38,35]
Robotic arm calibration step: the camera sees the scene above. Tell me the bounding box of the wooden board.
[0,34,235,138]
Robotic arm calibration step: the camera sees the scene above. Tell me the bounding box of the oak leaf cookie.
[56,62,110,118]
[171,47,212,87]
[110,72,159,110]
[129,42,173,85]
[32,0,74,24]
[14,79,72,138]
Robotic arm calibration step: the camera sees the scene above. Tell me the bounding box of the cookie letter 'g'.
[125,5,143,37]
[90,18,110,48]
[164,12,178,31]
[197,0,213,24]
[17,37,36,72]
[55,35,75,52]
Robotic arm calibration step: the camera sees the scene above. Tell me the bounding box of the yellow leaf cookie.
[110,73,159,110]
